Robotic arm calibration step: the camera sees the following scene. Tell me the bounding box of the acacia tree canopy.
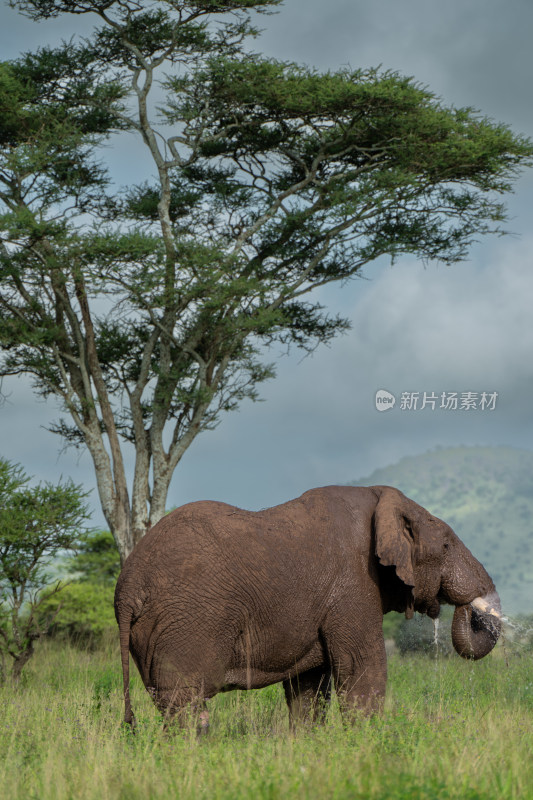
[1,0,532,562]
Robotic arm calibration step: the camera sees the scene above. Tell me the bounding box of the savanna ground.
[0,635,531,800]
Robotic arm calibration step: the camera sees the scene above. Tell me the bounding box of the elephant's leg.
[283,666,332,729]
[329,634,387,717]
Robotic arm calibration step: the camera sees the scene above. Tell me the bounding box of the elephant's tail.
[117,605,135,731]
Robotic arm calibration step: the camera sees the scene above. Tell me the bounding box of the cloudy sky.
[1,0,533,522]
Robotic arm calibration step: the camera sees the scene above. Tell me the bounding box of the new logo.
[375,389,396,412]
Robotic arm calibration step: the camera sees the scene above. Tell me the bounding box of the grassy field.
[0,637,531,800]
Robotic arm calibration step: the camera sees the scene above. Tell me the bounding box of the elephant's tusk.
[471,596,502,619]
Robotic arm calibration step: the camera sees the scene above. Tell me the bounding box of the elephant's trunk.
[451,592,502,660]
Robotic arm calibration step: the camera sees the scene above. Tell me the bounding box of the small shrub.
[395,609,453,655]
[67,531,120,586]
[41,582,116,648]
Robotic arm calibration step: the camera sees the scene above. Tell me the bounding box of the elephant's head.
[373,486,501,660]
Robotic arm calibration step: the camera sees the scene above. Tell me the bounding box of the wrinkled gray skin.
[115,486,501,731]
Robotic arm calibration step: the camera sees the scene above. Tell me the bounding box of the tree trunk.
[11,641,34,684]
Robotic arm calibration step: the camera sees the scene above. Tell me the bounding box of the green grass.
[0,639,532,799]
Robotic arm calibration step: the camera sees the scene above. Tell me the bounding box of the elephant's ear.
[373,487,415,617]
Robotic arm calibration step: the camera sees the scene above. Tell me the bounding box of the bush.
[394,609,453,655]
[41,582,116,648]
[39,530,121,648]
[67,530,120,586]
[0,457,90,680]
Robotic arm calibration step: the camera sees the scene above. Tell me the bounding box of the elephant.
[114,485,501,731]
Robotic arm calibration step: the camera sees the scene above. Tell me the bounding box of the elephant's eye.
[443,541,450,551]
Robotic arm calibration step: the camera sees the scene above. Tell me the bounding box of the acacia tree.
[1,0,532,562]
[0,458,90,681]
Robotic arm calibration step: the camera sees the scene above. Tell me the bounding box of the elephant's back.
[119,487,373,576]
[116,487,375,605]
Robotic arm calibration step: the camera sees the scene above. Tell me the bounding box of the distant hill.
[351,446,533,615]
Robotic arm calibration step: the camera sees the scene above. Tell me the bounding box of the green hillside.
[352,446,533,615]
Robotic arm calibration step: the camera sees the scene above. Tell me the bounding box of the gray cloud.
[262,0,533,128]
